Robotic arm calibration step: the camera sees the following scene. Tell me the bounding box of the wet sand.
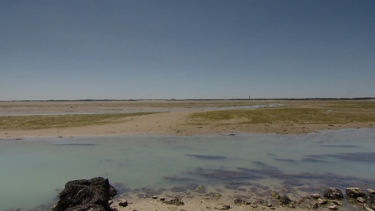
[109,186,366,211]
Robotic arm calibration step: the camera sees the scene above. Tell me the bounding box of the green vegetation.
[189,105,375,125]
[0,112,155,130]
[323,101,375,109]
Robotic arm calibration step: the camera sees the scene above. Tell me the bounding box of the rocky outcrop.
[52,177,117,211]
[324,188,344,200]
[346,187,366,199]
[364,189,375,211]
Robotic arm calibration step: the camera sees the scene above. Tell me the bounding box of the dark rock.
[234,198,245,205]
[280,195,292,205]
[324,188,344,200]
[346,187,366,198]
[220,204,230,210]
[317,198,328,205]
[164,197,184,206]
[332,200,343,206]
[312,202,319,209]
[119,199,128,207]
[328,205,338,210]
[364,203,375,211]
[357,197,366,203]
[311,194,320,199]
[52,177,117,211]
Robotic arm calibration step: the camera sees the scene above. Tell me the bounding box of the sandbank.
[1,100,374,139]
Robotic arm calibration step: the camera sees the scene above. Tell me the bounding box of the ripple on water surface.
[1,128,375,211]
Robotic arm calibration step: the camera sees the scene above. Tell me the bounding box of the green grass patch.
[189,107,375,125]
[324,101,375,109]
[0,112,155,130]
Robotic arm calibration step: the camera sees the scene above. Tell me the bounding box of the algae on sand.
[0,112,155,130]
[189,101,375,125]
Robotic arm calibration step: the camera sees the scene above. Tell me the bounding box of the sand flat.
[1,100,375,138]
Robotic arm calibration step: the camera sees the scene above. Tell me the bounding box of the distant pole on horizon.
[249,96,250,99]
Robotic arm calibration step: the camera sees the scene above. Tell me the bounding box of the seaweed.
[186,154,227,160]
[252,161,279,169]
[275,158,298,162]
[55,143,96,146]
[190,168,261,180]
[163,176,196,182]
[328,152,375,162]
[302,158,329,163]
[305,152,375,162]
[320,145,359,148]
[189,161,375,194]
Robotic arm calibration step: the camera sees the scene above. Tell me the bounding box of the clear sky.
[1,0,374,100]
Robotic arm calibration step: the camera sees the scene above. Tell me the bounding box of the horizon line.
[1,97,374,102]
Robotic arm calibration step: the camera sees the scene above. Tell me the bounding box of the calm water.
[1,128,375,211]
[0,103,283,116]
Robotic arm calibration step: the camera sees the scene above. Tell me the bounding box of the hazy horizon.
[1,1,374,100]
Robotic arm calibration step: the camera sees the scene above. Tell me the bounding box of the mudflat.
[0,100,374,138]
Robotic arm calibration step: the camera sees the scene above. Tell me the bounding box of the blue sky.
[1,0,374,100]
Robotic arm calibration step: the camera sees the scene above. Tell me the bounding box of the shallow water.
[1,128,375,211]
[0,103,283,116]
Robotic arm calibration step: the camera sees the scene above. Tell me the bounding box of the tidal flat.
[1,100,375,137]
[1,100,375,211]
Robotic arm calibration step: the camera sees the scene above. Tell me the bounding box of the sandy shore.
[111,191,300,211]
[108,187,365,211]
[1,100,375,139]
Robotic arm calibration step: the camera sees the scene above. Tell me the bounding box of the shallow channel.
[1,128,374,211]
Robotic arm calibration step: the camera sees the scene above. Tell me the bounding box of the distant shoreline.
[0,97,374,102]
[1,99,374,139]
